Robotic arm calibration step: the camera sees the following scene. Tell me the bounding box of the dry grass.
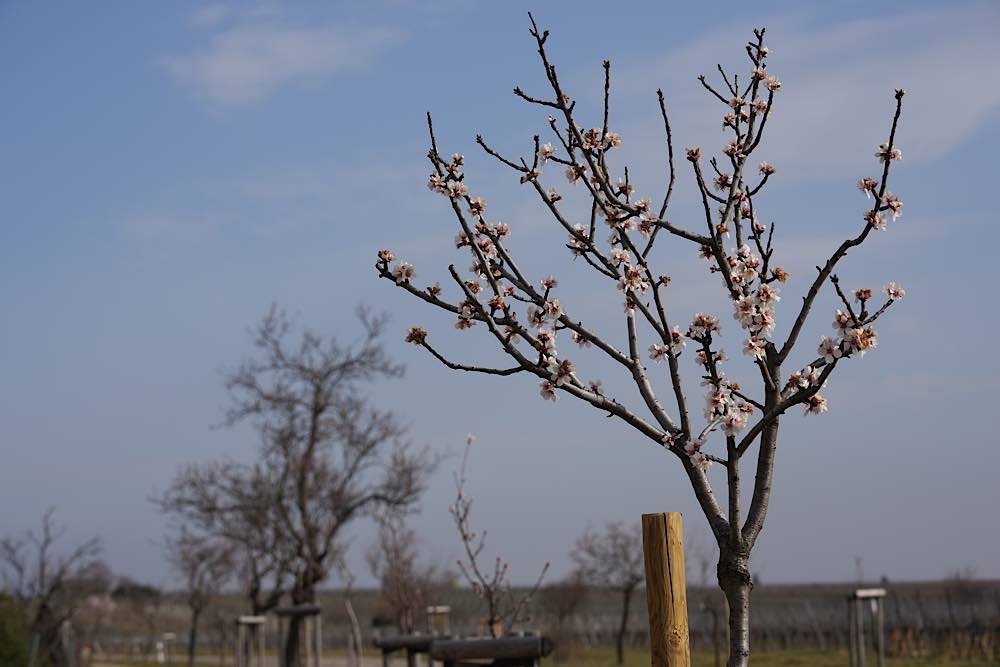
[542,645,1000,666]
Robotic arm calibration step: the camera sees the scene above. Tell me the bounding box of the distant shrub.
[0,594,30,667]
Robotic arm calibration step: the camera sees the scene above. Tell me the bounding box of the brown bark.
[615,585,633,665]
[186,607,201,667]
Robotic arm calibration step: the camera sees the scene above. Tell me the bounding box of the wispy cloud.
[164,20,400,107]
[189,3,231,29]
[611,4,1000,183]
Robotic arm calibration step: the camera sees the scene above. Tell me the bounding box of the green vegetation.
[0,595,30,667]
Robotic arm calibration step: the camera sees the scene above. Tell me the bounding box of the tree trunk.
[718,552,751,667]
[284,614,303,667]
[615,586,633,666]
[187,607,202,667]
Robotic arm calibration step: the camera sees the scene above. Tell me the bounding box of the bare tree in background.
[111,577,163,658]
[377,13,907,666]
[538,571,588,663]
[0,509,102,667]
[366,515,441,634]
[451,436,548,637]
[166,528,234,666]
[334,557,364,667]
[164,306,436,667]
[158,459,295,615]
[572,522,643,665]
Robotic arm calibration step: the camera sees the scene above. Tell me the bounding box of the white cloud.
[164,22,400,106]
[611,4,1000,183]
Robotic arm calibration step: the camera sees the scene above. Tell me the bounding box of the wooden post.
[642,512,690,667]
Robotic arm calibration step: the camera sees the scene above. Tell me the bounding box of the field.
[92,647,1000,667]
[79,579,1000,666]
[546,646,1000,666]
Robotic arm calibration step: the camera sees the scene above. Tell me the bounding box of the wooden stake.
[642,512,690,667]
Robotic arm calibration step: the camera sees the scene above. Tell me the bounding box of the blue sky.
[2,0,999,590]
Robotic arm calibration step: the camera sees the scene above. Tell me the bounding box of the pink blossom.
[427,173,447,194]
[743,336,766,360]
[833,309,853,335]
[804,393,828,415]
[865,210,887,231]
[875,142,902,163]
[857,177,877,198]
[690,313,721,338]
[539,379,558,401]
[404,326,427,345]
[537,143,556,163]
[649,343,669,362]
[883,282,905,300]
[818,336,842,364]
[519,168,541,184]
[846,326,878,356]
[724,411,748,436]
[392,261,416,284]
[883,192,903,220]
[468,196,486,219]
[547,357,577,386]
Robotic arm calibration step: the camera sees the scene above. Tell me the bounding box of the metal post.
[857,598,867,667]
[874,599,885,667]
[847,599,856,667]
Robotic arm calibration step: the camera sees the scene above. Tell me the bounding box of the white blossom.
[392,261,416,284]
[539,379,558,401]
[804,393,828,415]
[883,282,905,300]
[537,143,555,163]
[743,336,766,360]
[818,336,842,364]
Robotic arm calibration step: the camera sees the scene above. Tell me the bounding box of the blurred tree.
[572,522,643,666]
[538,571,588,663]
[366,515,442,634]
[0,509,101,667]
[161,306,437,667]
[166,528,234,666]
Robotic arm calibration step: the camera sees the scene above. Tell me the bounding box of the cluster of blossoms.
[580,127,622,151]
[804,281,906,412]
[617,264,650,294]
[377,249,417,286]
[830,308,878,357]
[859,139,905,231]
[703,378,754,432]
[648,327,687,362]
[735,293,777,351]
[780,364,826,414]
[662,432,711,472]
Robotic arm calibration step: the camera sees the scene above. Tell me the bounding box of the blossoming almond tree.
[376,16,905,666]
